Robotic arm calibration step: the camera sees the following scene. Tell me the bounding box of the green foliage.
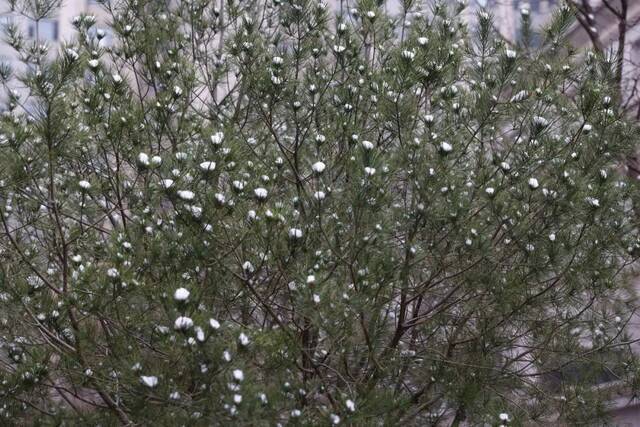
[0,0,639,425]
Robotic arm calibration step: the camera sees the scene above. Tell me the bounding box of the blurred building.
[0,0,109,74]
[564,1,640,118]
[0,0,562,76]
[464,0,559,40]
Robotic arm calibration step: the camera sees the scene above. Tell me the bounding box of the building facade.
[0,0,109,77]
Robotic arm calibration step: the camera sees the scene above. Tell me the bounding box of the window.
[28,19,58,41]
[542,348,628,392]
[0,14,15,29]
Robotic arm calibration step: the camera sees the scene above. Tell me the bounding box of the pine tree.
[0,0,640,424]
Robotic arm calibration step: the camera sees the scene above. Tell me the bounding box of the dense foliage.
[1,0,640,424]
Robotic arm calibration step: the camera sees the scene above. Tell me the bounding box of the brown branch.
[570,0,604,53]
